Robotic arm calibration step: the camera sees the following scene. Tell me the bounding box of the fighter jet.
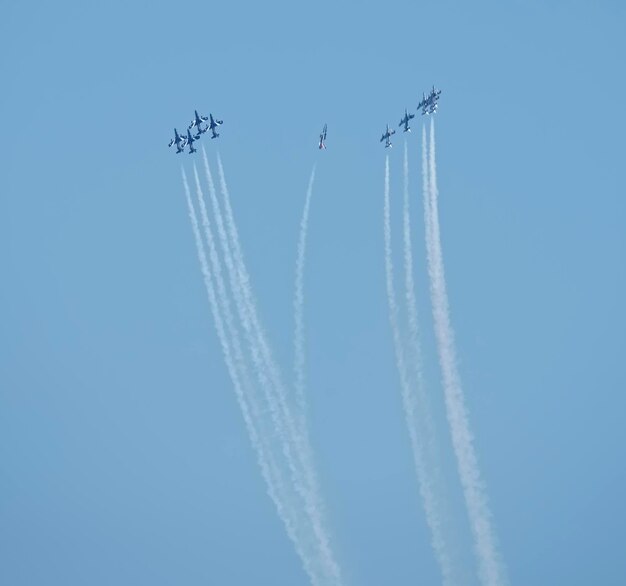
[186,129,197,154]
[207,113,223,139]
[380,124,396,148]
[189,110,209,132]
[318,124,327,149]
[417,86,442,115]
[168,128,187,153]
[399,109,415,133]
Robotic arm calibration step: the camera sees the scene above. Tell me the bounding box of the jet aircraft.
[399,109,415,132]
[168,128,187,153]
[380,124,396,148]
[186,129,197,154]
[189,110,209,134]
[208,114,223,139]
[417,86,442,115]
[318,124,327,149]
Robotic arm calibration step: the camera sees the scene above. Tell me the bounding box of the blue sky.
[2,1,625,585]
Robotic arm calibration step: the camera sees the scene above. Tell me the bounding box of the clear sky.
[1,1,625,585]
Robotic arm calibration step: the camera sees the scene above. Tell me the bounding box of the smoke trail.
[184,167,320,585]
[384,153,456,585]
[196,153,287,462]
[294,165,317,419]
[200,151,309,516]
[214,154,341,586]
[192,163,245,393]
[208,153,342,585]
[422,126,432,256]
[424,121,508,586]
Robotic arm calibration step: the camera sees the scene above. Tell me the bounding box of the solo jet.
[186,129,197,154]
[399,109,415,132]
[207,113,223,139]
[318,124,327,149]
[418,86,442,115]
[380,124,396,148]
[168,128,187,153]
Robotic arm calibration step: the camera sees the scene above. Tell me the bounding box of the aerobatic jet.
[399,109,415,132]
[189,110,210,138]
[380,124,396,148]
[207,113,223,139]
[186,129,197,154]
[189,110,209,133]
[418,86,442,115]
[168,128,187,153]
[318,124,327,149]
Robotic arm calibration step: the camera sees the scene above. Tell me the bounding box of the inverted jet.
[208,113,223,139]
[399,109,415,132]
[188,110,210,138]
[318,123,327,149]
[380,124,396,148]
[189,110,209,129]
[186,129,197,154]
[168,128,187,153]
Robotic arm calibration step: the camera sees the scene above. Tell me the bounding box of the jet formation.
[168,86,440,153]
[169,109,223,154]
[417,86,442,116]
[381,86,442,148]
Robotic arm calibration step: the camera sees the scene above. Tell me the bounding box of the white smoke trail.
[294,165,317,419]
[214,154,341,586]
[424,121,508,586]
[384,153,456,585]
[208,153,342,585]
[200,151,308,513]
[197,154,286,459]
[422,126,432,258]
[183,168,308,565]
[192,163,246,396]
[184,167,319,585]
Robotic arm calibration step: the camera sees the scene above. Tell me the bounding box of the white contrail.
[214,155,341,586]
[214,154,341,586]
[404,141,461,585]
[184,167,320,585]
[424,121,508,586]
[192,163,246,396]
[201,151,308,510]
[208,153,342,585]
[197,153,284,454]
[294,165,317,420]
[384,152,456,585]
